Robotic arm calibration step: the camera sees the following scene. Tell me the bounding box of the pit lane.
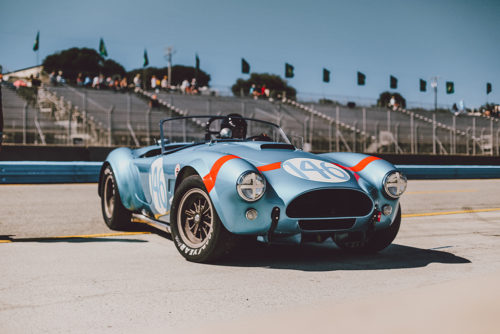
[1,179,500,333]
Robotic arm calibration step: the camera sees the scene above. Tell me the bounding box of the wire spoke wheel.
[178,188,214,248]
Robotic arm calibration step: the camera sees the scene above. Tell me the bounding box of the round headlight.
[236,171,266,202]
[383,171,407,199]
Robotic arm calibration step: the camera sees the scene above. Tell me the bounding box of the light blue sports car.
[98,114,407,262]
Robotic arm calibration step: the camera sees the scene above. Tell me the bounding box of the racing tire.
[335,204,401,253]
[100,165,132,230]
[170,175,237,263]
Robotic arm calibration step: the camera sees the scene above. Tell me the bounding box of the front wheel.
[335,204,401,253]
[170,175,236,263]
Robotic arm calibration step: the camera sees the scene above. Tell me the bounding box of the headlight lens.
[236,171,266,202]
[383,171,407,198]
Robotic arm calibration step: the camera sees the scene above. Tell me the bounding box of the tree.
[101,59,126,78]
[127,65,211,89]
[378,91,406,109]
[231,73,297,99]
[42,47,125,82]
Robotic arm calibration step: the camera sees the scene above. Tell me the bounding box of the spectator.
[113,77,120,91]
[133,73,141,92]
[260,84,266,98]
[120,77,128,91]
[161,75,168,90]
[190,78,198,94]
[106,76,113,89]
[156,77,161,93]
[83,75,91,87]
[181,79,190,94]
[76,73,83,86]
[249,84,256,96]
[252,84,260,99]
[56,71,65,85]
[49,71,57,85]
[151,75,157,90]
[92,75,100,89]
[389,95,396,110]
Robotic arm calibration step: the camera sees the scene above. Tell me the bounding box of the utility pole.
[431,76,438,113]
[164,47,175,88]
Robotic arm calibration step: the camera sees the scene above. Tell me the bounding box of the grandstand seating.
[2,82,499,155]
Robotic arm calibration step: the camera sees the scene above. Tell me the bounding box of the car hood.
[190,142,366,203]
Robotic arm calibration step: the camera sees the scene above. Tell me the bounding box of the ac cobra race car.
[99,114,407,262]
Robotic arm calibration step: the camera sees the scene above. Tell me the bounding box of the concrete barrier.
[1,161,500,184]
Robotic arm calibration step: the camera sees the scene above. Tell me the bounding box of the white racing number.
[149,158,168,214]
[282,158,350,183]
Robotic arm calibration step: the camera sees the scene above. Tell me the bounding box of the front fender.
[101,147,145,211]
[319,152,403,228]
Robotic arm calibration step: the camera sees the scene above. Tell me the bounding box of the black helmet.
[220,113,247,139]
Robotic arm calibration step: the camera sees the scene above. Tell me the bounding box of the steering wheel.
[246,133,272,142]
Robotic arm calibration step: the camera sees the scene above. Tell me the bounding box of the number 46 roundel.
[282,158,350,183]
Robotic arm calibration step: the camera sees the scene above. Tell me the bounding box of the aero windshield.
[160,116,291,153]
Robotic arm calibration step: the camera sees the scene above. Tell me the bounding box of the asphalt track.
[1,180,500,333]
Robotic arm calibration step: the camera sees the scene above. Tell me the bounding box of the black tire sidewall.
[170,175,231,262]
[364,203,402,252]
[100,165,131,230]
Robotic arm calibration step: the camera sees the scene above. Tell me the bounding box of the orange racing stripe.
[202,155,239,193]
[257,161,282,172]
[349,156,381,172]
[336,156,381,173]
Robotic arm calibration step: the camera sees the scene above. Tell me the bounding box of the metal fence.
[2,83,499,156]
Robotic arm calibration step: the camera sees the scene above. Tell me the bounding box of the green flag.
[390,75,397,89]
[419,79,427,92]
[357,71,366,85]
[33,31,39,51]
[285,63,294,78]
[446,81,454,94]
[323,68,330,83]
[99,38,108,57]
[241,58,250,74]
[143,49,149,67]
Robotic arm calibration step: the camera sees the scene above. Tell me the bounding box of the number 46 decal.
[282,158,350,183]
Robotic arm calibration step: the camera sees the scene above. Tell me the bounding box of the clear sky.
[1,0,499,108]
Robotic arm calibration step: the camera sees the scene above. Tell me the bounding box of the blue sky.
[1,0,499,108]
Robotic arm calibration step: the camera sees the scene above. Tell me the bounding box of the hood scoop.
[260,143,295,150]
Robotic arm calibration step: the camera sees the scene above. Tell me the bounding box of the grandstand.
[2,82,499,156]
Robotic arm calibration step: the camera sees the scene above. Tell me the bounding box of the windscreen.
[160,116,291,149]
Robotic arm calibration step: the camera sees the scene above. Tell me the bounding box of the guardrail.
[0,162,102,183]
[1,161,500,184]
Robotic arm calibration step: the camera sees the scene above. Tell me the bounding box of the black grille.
[299,219,356,231]
[286,189,373,218]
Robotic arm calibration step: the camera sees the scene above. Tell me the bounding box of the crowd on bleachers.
[46,70,207,97]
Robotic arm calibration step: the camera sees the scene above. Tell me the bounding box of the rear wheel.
[335,204,401,253]
[100,165,132,230]
[170,175,236,263]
